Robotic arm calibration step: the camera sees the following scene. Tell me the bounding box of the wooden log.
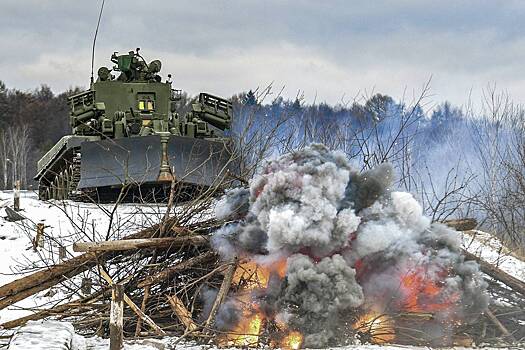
[485,308,516,342]
[167,294,198,332]
[110,284,124,350]
[442,218,478,231]
[0,223,189,309]
[73,235,208,253]
[462,249,525,298]
[0,266,90,310]
[99,269,166,336]
[204,257,238,329]
[0,288,108,329]
[138,251,217,288]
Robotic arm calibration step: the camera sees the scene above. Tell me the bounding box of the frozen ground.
[0,191,523,349]
[0,190,169,324]
[5,319,520,350]
[461,229,525,282]
[5,320,519,350]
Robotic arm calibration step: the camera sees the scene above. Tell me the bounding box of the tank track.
[67,152,82,201]
[38,148,95,201]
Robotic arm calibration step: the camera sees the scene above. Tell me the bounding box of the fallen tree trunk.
[0,254,98,310]
[462,249,525,298]
[73,236,209,253]
[442,218,478,231]
[0,288,109,329]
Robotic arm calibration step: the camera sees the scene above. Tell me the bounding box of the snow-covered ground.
[0,191,523,349]
[6,320,519,350]
[5,319,519,350]
[461,229,525,282]
[0,191,168,324]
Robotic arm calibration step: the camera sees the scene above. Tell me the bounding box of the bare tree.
[0,129,9,189]
[232,85,295,180]
[470,87,525,251]
[0,124,32,188]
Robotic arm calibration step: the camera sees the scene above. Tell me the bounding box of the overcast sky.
[2,0,525,109]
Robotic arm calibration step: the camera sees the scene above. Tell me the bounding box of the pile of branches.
[0,196,525,348]
[0,184,240,341]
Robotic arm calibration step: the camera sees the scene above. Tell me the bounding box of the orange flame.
[399,268,459,313]
[281,330,304,350]
[220,258,288,347]
[233,260,266,288]
[353,311,395,344]
[233,258,287,290]
[222,311,263,347]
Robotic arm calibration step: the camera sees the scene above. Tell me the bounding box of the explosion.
[398,266,461,313]
[353,311,395,344]
[223,311,263,347]
[210,144,489,348]
[281,331,304,350]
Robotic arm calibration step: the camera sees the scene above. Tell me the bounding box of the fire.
[399,267,459,313]
[281,331,303,350]
[221,258,287,347]
[233,260,266,288]
[233,259,287,289]
[223,312,263,347]
[353,311,395,344]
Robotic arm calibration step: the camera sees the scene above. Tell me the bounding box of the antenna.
[91,0,106,85]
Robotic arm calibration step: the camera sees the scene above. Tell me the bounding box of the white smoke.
[249,144,353,257]
[214,187,250,220]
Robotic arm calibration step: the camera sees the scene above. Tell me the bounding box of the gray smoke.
[200,288,242,331]
[215,187,250,220]
[215,299,242,331]
[343,162,395,212]
[210,223,240,260]
[280,253,364,348]
[243,144,360,257]
[210,144,489,347]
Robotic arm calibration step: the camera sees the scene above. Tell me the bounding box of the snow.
[0,191,522,349]
[8,320,75,350]
[4,319,517,350]
[461,229,525,282]
[0,190,167,324]
[5,321,518,350]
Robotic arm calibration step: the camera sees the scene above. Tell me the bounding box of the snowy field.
[0,191,523,349]
[0,191,168,324]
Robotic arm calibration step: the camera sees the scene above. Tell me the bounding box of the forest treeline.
[0,82,463,190]
[0,81,523,250]
[0,82,78,189]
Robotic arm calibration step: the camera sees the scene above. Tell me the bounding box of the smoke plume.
[210,144,488,347]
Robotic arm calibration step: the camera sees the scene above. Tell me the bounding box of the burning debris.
[0,144,524,348]
[211,144,489,347]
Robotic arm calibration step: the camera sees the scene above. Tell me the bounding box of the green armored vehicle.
[35,49,234,201]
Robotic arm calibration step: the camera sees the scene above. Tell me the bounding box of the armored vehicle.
[35,49,234,201]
